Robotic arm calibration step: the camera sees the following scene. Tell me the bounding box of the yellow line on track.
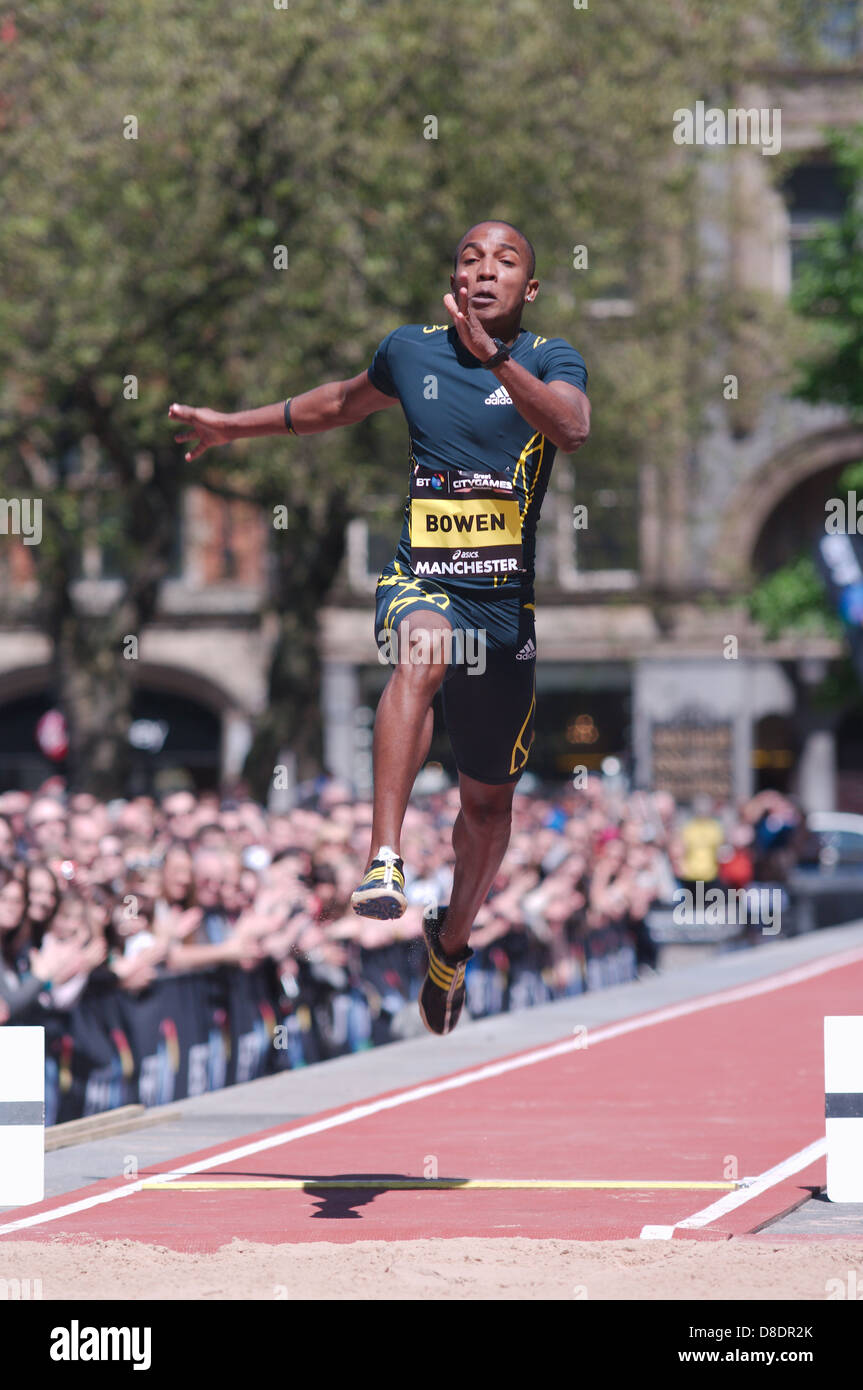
[142,1178,739,1192]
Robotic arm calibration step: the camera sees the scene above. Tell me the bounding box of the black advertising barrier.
[582,922,638,990]
[46,977,136,1125]
[37,933,638,1123]
[42,965,281,1123]
[128,970,221,1107]
[223,962,280,1086]
[359,940,420,1045]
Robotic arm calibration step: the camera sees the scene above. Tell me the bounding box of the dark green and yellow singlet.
[367,323,588,597]
[367,323,588,784]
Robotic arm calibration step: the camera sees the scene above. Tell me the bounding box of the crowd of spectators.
[0,774,805,1052]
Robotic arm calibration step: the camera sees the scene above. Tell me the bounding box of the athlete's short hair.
[453,221,536,279]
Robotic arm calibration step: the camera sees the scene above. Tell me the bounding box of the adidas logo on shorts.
[484,386,512,406]
[515,638,536,661]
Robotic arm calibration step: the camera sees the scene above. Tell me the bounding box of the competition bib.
[409,464,523,580]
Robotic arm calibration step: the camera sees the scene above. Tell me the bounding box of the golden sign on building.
[650,716,734,803]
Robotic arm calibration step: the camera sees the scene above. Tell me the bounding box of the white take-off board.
[0,1026,45,1205]
[825,1016,863,1203]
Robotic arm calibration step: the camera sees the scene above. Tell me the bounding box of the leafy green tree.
[749,555,838,639]
[792,124,863,415]
[745,128,863,697]
[0,0,801,793]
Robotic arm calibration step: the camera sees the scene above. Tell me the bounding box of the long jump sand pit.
[2,1235,861,1300]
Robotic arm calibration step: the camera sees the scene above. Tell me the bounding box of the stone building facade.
[2,35,862,807]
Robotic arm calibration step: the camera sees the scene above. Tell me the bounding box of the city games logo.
[672,882,781,935]
[377,625,487,676]
[452,474,513,493]
[672,101,781,156]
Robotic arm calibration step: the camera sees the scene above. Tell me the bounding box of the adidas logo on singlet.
[515,638,536,661]
[484,386,512,406]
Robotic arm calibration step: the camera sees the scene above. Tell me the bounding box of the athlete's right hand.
[168,404,232,461]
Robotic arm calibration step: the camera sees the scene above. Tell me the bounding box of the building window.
[346,508,404,593]
[553,465,639,591]
[819,1,861,59]
[782,156,850,284]
[782,2,862,63]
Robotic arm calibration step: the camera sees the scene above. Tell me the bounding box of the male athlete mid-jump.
[169,220,590,1035]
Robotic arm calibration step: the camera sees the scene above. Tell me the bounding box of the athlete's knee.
[387,618,451,694]
[389,652,447,696]
[460,781,515,834]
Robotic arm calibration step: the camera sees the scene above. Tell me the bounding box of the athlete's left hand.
[443,285,497,362]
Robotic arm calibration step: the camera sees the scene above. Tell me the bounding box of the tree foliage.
[792,124,863,415]
[0,0,809,791]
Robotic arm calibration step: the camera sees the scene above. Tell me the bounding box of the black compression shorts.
[374,560,536,785]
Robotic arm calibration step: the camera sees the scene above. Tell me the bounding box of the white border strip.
[1,943,859,1238]
[639,1137,827,1239]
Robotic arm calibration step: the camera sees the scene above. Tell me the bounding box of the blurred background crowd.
[0,775,806,1058]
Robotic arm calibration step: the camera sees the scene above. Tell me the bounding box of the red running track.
[2,946,861,1251]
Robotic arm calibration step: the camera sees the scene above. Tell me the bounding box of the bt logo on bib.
[414,472,446,490]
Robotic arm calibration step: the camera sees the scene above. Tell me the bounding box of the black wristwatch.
[483,338,512,368]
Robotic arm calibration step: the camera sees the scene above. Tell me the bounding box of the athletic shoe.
[418,905,473,1035]
[350,845,408,919]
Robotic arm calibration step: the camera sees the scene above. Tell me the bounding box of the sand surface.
[1,1236,861,1300]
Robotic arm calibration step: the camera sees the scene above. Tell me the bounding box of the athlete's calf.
[441,773,516,956]
[365,612,453,867]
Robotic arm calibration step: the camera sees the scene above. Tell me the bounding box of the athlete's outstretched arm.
[169,371,399,462]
